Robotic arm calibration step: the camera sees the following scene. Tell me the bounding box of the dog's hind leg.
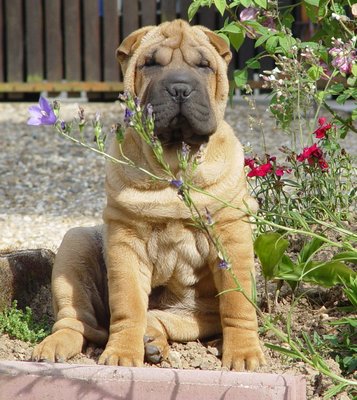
[32,225,109,363]
[144,310,221,364]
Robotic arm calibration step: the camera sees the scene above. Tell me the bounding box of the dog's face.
[117,20,232,147]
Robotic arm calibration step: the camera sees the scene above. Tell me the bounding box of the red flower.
[297,144,329,172]
[247,162,272,177]
[244,157,256,169]
[318,158,329,171]
[313,118,332,139]
[297,143,322,162]
[275,167,292,177]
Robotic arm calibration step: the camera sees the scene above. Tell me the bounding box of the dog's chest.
[146,221,210,287]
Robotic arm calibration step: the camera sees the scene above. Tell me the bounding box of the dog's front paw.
[222,328,266,371]
[32,328,85,363]
[98,333,144,367]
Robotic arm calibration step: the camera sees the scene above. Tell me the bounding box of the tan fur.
[32,19,265,370]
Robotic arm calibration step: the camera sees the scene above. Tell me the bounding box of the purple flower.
[27,96,57,126]
[218,259,229,270]
[240,7,259,21]
[170,179,183,188]
[124,108,134,125]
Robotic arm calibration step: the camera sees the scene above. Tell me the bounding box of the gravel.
[1,100,355,251]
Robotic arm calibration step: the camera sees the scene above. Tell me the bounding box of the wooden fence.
[0,0,306,99]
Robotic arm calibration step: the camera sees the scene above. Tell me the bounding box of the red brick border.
[0,361,306,399]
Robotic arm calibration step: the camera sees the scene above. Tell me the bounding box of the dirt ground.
[0,276,354,399]
[0,102,355,399]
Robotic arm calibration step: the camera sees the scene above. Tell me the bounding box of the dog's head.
[117,20,231,147]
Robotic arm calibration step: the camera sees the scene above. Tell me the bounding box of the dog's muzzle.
[145,70,217,146]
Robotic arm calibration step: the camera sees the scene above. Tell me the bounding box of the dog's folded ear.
[116,26,154,72]
[200,28,232,64]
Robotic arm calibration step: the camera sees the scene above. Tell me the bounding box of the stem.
[57,128,168,183]
[187,183,348,249]
[322,101,357,134]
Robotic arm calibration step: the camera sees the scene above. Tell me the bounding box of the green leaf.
[254,233,289,280]
[264,343,302,359]
[328,83,345,95]
[240,0,253,6]
[222,22,242,34]
[278,36,296,54]
[188,1,202,21]
[299,237,325,263]
[253,0,267,8]
[304,0,319,6]
[302,261,357,287]
[233,68,248,88]
[323,383,349,399]
[245,58,260,69]
[277,255,298,291]
[229,30,246,51]
[352,64,357,77]
[213,0,226,15]
[265,35,279,53]
[217,32,230,46]
[352,107,357,121]
[307,65,323,80]
[333,251,357,264]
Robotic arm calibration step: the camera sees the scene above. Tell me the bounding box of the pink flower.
[240,7,259,21]
[329,39,356,75]
[247,162,272,177]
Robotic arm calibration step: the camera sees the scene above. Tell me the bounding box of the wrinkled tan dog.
[32,19,266,371]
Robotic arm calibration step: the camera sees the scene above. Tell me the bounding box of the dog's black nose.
[167,82,193,102]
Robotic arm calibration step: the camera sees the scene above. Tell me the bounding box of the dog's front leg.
[98,223,150,367]
[210,216,266,371]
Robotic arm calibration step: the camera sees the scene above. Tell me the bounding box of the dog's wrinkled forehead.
[140,22,216,67]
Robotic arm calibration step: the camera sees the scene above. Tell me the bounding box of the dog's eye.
[197,60,211,70]
[143,57,159,67]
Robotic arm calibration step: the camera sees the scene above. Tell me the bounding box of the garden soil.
[1,102,355,399]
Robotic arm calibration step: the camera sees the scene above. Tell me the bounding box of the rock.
[168,351,182,369]
[0,248,55,311]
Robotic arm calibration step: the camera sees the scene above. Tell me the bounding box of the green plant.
[0,301,50,343]
[27,93,357,397]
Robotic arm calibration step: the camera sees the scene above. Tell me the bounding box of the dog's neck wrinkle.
[104,122,247,221]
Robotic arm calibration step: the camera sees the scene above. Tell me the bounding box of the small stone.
[168,351,182,369]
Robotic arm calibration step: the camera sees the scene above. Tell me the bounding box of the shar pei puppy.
[32,19,266,371]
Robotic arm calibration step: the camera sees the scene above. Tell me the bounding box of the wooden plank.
[25,0,44,82]
[103,0,120,81]
[160,0,176,22]
[64,0,81,80]
[5,0,23,82]
[0,81,124,92]
[44,0,63,81]
[83,0,100,81]
[0,0,3,83]
[122,0,139,38]
[141,0,157,26]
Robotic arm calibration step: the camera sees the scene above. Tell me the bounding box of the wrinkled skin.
[32,19,266,371]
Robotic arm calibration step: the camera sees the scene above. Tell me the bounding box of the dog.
[32,19,266,371]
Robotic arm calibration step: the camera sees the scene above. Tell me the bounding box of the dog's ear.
[116,26,154,72]
[201,28,232,64]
